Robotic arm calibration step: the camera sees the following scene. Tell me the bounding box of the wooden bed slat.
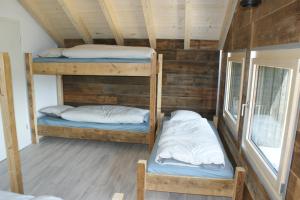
[137,159,246,199]
[25,53,39,144]
[145,174,234,197]
[38,125,148,144]
[32,62,153,76]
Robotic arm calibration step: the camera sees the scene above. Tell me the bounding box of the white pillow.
[38,48,64,58]
[62,44,155,59]
[32,196,63,200]
[39,105,74,117]
[61,105,149,124]
[170,110,202,122]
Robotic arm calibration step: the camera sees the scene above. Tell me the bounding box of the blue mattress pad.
[38,116,150,133]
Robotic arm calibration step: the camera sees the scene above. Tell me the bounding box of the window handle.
[241,103,248,117]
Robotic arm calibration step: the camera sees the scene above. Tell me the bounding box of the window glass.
[227,62,242,121]
[249,66,290,173]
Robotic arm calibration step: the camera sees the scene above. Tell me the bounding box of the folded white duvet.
[155,118,225,167]
[61,105,149,124]
[62,44,155,59]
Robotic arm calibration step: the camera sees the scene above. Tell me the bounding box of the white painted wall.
[0,0,58,161]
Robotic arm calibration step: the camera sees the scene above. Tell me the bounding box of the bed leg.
[147,132,154,152]
[232,167,246,200]
[137,160,147,200]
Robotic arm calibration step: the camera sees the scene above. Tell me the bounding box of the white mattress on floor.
[0,191,63,200]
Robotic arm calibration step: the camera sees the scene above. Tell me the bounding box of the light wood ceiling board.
[37,0,81,39]
[219,0,239,49]
[190,0,227,41]
[97,0,124,45]
[56,0,93,43]
[151,0,185,39]
[140,0,156,48]
[72,0,113,39]
[19,0,64,46]
[184,0,191,49]
[191,26,221,40]
[44,12,81,39]
[110,0,147,39]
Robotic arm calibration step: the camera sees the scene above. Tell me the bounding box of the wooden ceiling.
[19,0,237,49]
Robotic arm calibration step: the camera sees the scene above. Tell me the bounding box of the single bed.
[137,114,246,200]
[147,118,234,179]
[25,47,163,150]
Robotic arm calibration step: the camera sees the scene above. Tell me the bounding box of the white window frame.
[242,48,300,200]
[223,52,246,140]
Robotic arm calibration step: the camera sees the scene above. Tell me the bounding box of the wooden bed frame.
[136,114,246,200]
[25,52,163,151]
[0,53,24,194]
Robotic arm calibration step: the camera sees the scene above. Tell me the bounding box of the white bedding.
[61,105,149,124]
[0,191,63,200]
[62,44,155,59]
[155,118,225,167]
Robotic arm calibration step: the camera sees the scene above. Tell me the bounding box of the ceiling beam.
[140,0,156,49]
[19,0,64,47]
[218,0,239,49]
[97,0,124,45]
[184,0,191,49]
[57,0,92,44]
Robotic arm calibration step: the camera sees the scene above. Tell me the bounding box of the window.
[243,49,300,200]
[223,52,246,139]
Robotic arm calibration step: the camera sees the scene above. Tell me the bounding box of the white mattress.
[0,191,63,200]
[62,44,155,59]
[0,191,33,200]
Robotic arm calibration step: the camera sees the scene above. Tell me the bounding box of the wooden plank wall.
[218,0,300,200]
[63,39,219,120]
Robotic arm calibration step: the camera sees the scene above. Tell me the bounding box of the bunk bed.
[0,52,127,200]
[25,46,162,150]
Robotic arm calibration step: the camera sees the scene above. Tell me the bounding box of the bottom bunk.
[35,105,155,149]
[137,112,246,199]
[37,115,150,144]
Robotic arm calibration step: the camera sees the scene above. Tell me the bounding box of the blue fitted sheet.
[147,119,234,179]
[37,116,150,133]
[33,57,151,63]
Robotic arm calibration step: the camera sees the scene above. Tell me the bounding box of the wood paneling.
[63,39,219,119]
[219,0,300,200]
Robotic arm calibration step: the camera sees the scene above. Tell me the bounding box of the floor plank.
[0,137,230,200]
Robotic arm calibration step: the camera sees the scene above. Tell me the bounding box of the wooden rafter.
[184,0,191,49]
[57,0,92,43]
[19,0,64,47]
[97,0,124,45]
[218,0,239,49]
[140,0,156,49]
[0,53,24,194]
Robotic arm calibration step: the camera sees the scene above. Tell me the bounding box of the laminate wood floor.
[0,137,230,200]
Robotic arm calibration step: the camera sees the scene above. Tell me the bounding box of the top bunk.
[27,44,157,76]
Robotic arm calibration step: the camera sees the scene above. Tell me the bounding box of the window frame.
[242,49,300,200]
[223,52,246,140]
